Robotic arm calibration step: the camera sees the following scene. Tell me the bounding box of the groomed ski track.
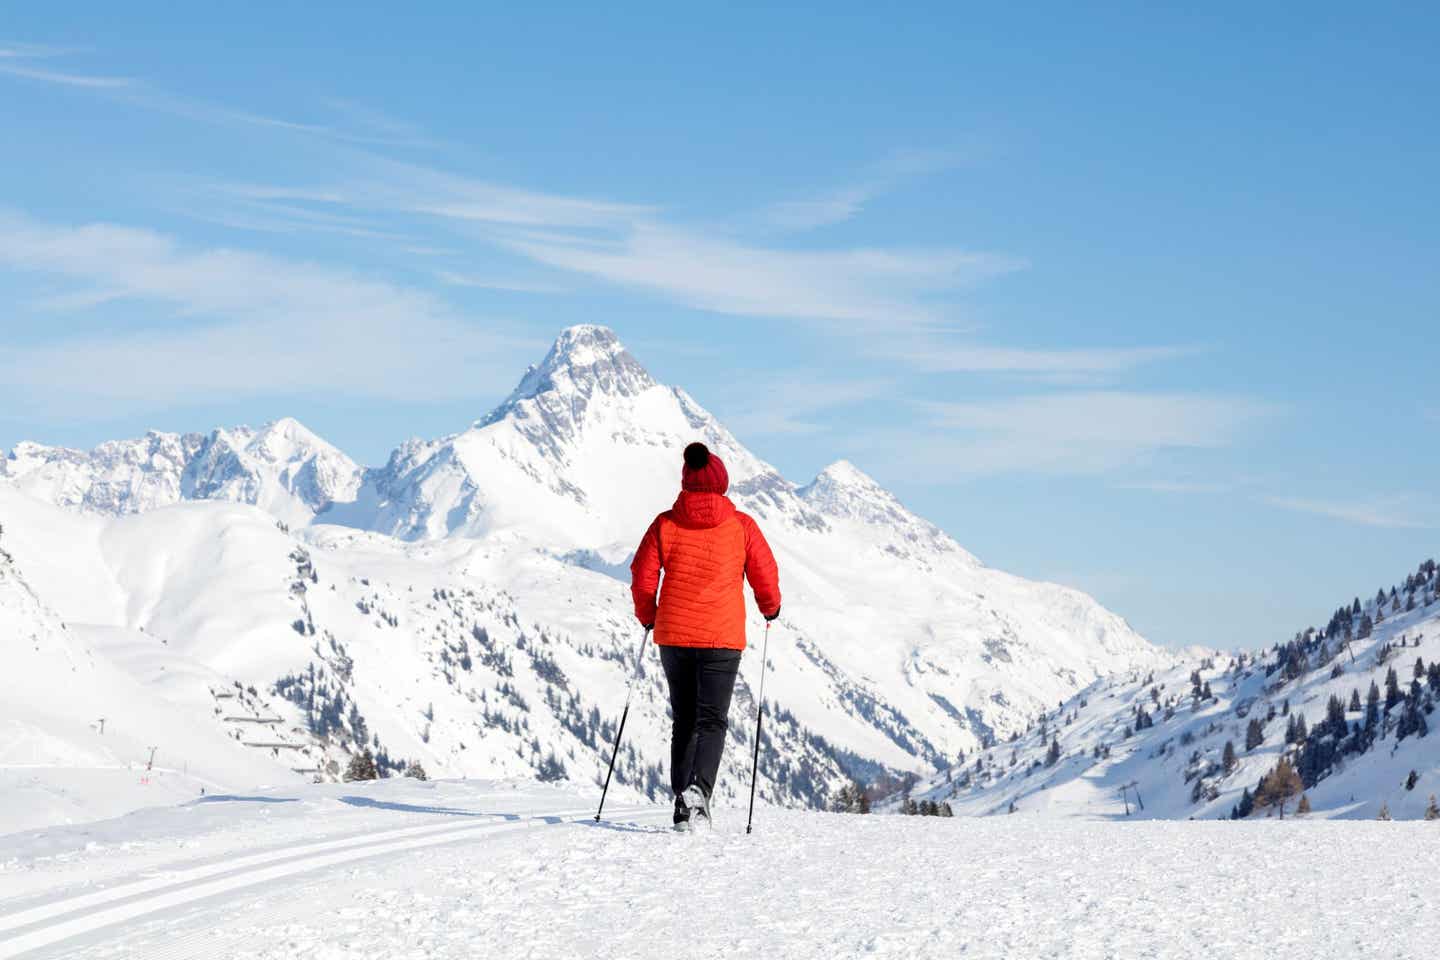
[0,786,660,959]
[5,779,1440,959]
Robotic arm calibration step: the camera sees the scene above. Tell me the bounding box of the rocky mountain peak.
[799,459,976,565]
[1,419,360,525]
[242,417,347,465]
[481,325,655,428]
[800,459,901,515]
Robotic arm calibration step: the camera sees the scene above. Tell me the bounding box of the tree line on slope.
[1230,557,1440,819]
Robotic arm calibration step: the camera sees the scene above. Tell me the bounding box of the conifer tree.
[1245,717,1265,751]
[1325,694,1347,736]
[1045,736,1061,767]
[344,748,379,782]
[1296,793,1311,815]
[833,781,872,814]
[1406,770,1419,791]
[1222,740,1237,773]
[1377,802,1392,821]
[1425,795,1440,821]
[1349,688,1362,712]
[403,761,428,781]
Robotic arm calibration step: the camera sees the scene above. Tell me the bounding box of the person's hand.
[642,622,654,631]
[764,607,781,622]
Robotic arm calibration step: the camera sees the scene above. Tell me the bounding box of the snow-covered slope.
[0,325,1167,823]
[0,523,290,831]
[897,559,1440,820]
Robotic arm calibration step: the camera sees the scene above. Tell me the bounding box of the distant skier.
[630,442,781,829]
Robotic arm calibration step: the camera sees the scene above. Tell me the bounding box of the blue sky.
[1,3,1436,649]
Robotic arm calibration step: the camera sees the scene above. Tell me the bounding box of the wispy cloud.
[213,162,1018,329]
[135,93,439,148]
[178,197,412,241]
[911,391,1278,474]
[0,48,433,147]
[890,342,1198,378]
[315,96,431,142]
[1115,479,1238,495]
[215,165,648,230]
[502,223,1023,328]
[0,58,132,88]
[0,42,1021,349]
[1264,495,1435,530]
[433,270,566,294]
[717,377,892,437]
[0,42,81,58]
[761,187,872,230]
[755,147,966,232]
[0,51,1186,388]
[0,213,530,412]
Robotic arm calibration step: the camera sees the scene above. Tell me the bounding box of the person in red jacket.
[630,442,781,828]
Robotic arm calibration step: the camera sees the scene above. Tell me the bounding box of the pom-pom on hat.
[681,442,729,494]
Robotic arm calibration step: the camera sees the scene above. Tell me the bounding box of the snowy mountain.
[895,558,1440,820]
[2,418,363,529]
[0,325,1169,822]
[328,325,792,547]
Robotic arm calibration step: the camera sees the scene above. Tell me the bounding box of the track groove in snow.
[0,803,656,959]
[10,782,1438,959]
[192,813,1440,959]
[0,801,559,935]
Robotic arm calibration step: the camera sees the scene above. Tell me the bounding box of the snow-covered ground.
[2,778,1436,960]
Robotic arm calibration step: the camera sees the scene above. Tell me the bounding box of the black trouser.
[658,645,742,800]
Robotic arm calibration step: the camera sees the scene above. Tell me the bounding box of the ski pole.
[745,619,772,835]
[595,626,651,822]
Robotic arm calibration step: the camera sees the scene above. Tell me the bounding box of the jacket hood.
[669,490,736,529]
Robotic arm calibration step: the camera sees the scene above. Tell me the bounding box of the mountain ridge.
[2,417,362,529]
[0,325,1168,818]
[892,556,1440,820]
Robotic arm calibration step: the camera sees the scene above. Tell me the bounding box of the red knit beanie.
[681,442,729,494]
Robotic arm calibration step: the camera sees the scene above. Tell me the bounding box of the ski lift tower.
[1118,780,1145,816]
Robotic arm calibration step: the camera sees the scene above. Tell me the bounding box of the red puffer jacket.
[629,490,781,649]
